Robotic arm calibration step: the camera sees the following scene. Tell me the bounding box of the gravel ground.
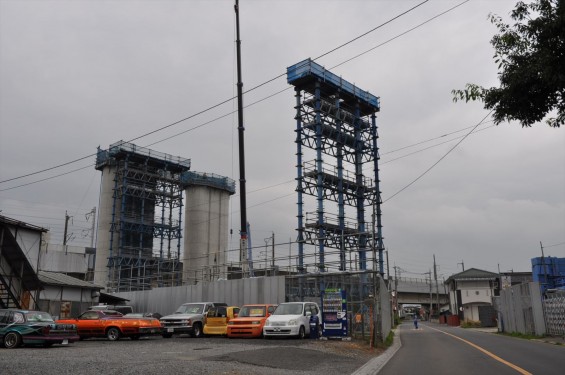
[0,336,383,375]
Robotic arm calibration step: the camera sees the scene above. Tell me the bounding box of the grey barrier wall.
[111,273,393,343]
[113,276,286,315]
[494,282,546,336]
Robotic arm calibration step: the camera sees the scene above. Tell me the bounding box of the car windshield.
[239,306,266,317]
[175,304,204,314]
[25,312,55,322]
[273,304,303,315]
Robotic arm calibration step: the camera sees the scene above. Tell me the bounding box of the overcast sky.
[1,0,563,281]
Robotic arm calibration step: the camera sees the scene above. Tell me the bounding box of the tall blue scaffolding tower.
[287,59,384,275]
[96,141,191,291]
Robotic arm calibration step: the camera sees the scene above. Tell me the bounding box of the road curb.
[350,327,402,375]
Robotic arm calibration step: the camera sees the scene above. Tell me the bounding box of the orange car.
[57,310,162,341]
[226,304,277,338]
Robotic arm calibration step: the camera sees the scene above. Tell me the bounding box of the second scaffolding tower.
[287,58,384,275]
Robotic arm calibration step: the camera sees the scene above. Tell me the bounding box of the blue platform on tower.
[95,140,191,172]
[287,58,380,115]
[181,171,236,194]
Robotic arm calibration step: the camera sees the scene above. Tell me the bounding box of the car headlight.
[265,318,271,325]
[288,319,297,326]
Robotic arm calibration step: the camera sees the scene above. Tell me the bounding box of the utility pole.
[86,207,96,248]
[458,260,465,272]
[393,265,400,317]
[289,237,292,273]
[264,237,269,275]
[426,270,432,319]
[434,254,439,315]
[63,211,72,250]
[271,232,275,269]
[540,241,549,292]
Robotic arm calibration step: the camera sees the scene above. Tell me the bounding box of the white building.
[445,268,499,327]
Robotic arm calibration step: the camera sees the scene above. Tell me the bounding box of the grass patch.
[383,330,395,347]
[501,331,545,340]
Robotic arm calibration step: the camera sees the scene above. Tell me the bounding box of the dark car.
[0,309,79,349]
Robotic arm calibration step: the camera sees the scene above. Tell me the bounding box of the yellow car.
[203,306,239,336]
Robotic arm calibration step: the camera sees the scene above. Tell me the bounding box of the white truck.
[160,302,227,338]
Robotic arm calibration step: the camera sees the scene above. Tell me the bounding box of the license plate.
[167,328,174,333]
[62,339,68,345]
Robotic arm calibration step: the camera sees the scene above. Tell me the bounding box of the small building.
[445,268,499,327]
[0,215,45,309]
[37,270,103,319]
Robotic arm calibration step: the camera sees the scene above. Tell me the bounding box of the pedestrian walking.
[413,315,419,329]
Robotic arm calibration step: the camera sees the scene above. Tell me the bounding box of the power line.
[383,110,493,203]
[0,1,443,187]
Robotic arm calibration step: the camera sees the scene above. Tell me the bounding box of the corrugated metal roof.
[445,268,499,283]
[0,214,48,232]
[38,270,103,289]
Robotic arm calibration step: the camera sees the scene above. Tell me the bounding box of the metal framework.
[287,58,384,275]
[96,141,191,292]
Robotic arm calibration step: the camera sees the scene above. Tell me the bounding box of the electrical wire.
[383,110,494,203]
[0,0,438,187]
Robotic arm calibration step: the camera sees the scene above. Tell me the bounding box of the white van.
[263,302,321,339]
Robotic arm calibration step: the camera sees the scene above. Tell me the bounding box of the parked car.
[227,304,277,338]
[57,310,162,341]
[263,302,321,339]
[89,304,134,315]
[203,306,239,336]
[0,309,79,349]
[125,312,162,319]
[160,302,227,338]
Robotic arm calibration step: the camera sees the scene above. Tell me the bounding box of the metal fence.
[543,291,565,336]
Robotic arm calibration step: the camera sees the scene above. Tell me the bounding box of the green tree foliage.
[452,0,564,127]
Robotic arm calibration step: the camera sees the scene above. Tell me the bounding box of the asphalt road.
[0,335,378,375]
[380,322,565,375]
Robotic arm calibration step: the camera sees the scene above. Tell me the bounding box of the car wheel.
[192,323,203,338]
[298,326,306,339]
[4,332,22,349]
[162,333,173,339]
[106,327,121,341]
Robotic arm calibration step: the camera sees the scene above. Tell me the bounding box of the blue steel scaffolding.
[287,58,384,275]
[96,141,191,291]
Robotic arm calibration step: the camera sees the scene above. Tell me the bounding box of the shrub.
[460,319,482,328]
